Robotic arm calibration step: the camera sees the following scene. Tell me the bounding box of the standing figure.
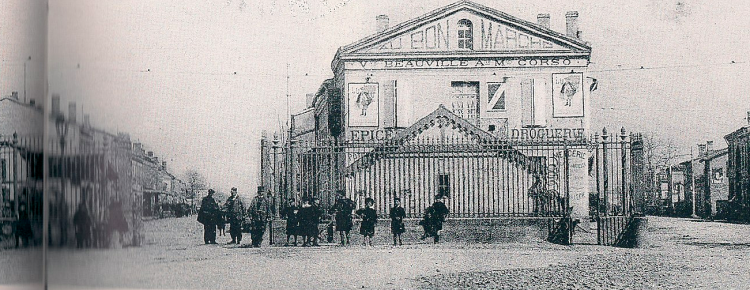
[389,198,406,246]
[283,198,299,246]
[249,186,271,248]
[356,198,377,246]
[421,195,449,243]
[73,201,92,248]
[15,202,33,248]
[330,190,355,246]
[308,197,323,246]
[107,197,129,248]
[223,187,245,244]
[297,198,313,246]
[198,189,219,244]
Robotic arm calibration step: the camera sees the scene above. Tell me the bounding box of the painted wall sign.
[361,17,565,53]
[552,73,585,117]
[344,58,587,70]
[348,83,379,127]
[566,148,590,218]
[509,128,585,140]
[347,128,401,142]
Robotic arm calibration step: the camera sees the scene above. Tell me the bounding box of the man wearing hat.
[198,189,219,244]
[249,186,271,247]
[223,187,245,244]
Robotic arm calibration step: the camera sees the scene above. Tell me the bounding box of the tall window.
[457,19,473,50]
[450,81,479,123]
[438,174,451,199]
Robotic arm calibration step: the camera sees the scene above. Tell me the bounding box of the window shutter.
[382,80,397,128]
[533,78,547,127]
[520,79,534,127]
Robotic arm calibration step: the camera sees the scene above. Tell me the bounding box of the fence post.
[620,127,628,216]
[602,128,609,216]
[630,133,645,216]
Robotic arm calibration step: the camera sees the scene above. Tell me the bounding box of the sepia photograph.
[1,0,750,289]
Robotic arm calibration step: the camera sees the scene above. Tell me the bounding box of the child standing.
[283,198,299,246]
[389,198,406,246]
[356,198,377,246]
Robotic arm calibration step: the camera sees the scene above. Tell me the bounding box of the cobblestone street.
[44,216,750,289]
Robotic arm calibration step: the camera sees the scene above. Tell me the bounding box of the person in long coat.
[389,198,406,246]
[330,190,355,246]
[198,189,220,244]
[356,198,377,246]
[248,186,271,247]
[107,197,129,248]
[223,187,245,244]
[283,198,299,246]
[15,202,33,248]
[73,201,92,248]
[421,195,449,243]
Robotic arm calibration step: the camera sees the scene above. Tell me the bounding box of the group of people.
[284,191,449,247]
[199,187,450,247]
[72,197,129,249]
[197,186,271,247]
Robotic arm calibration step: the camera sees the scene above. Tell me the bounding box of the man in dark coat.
[198,189,220,244]
[107,197,129,248]
[223,187,245,244]
[73,201,92,248]
[308,197,323,246]
[249,186,271,247]
[390,198,406,246]
[283,198,299,246]
[330,190,355,246]
[15,202,33,248]
[421,195,449,243]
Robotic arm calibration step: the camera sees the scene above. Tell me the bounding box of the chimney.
[537,13,550,29]
[29,99,35,106]
[148,151,153,157]
[68,102,77,123]
[51,94,60,117]
[84,114,90,127]
[565,11,579,38]
[376,15,389,33]
[747,111,750,126]
[162,161,167,169]
[10,92,19,100]
[706,141,714,153]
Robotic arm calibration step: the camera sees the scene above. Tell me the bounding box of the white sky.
[3,0,750,195]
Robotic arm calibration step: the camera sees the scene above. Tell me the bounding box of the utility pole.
[690,146,698,218]
[23,56,31,103]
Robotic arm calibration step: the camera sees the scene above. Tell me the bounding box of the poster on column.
[552,73,584,117]
[567,148,589,218]
[348,83,379,127]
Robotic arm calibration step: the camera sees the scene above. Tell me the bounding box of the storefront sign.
[344,57,588,70]
[347,128,401,142]
[509,128,585,140]
[566,148,590,218]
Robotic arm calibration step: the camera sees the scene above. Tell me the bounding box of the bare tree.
[185,169,207,214]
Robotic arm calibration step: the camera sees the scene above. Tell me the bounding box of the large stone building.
[272,1,612,218]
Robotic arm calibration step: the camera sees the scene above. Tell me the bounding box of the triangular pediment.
[393,105,496,144]
[338,1,590,57]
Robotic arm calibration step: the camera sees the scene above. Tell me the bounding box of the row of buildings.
[0,92,189,248]
[651,115,750,222]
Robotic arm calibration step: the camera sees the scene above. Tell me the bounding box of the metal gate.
[0,134,43,248]
[260,128,643,246]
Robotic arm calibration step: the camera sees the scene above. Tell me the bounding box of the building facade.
[725,117,750,221]
[263,1,643,220]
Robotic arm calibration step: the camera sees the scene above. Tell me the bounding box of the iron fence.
[0,135,43,248]
[262,129,639,222]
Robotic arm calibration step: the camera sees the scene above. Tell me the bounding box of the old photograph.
[1,0,750,289]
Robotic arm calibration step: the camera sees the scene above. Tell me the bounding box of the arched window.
[457,19,473,50]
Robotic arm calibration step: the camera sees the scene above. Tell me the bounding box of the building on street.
[724,112,750,222]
